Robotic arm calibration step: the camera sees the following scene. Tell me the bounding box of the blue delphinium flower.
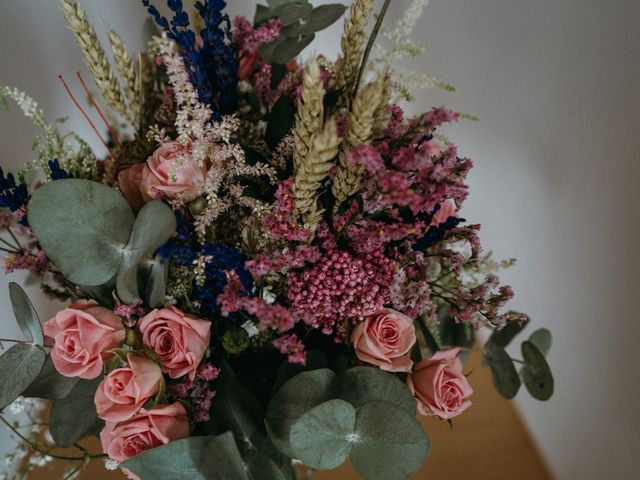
[0,167,28,212]
[48,160,72,180]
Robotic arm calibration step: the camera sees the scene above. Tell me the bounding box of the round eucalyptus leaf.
[266,369,338,457]
[142,256,169,308]
[338,367,416,416]
[50,378,102,447]
[290,399,356,470]
[22,354,79,400]
[528,328,552,357]
[351,401,430,480]
[274,3,313,26]
[243,450,286,480]
[8,282,44,346]
[283,4,347,36]
[271,34,315,64]
[487,314,530,349]
[521,341,554,401]
[0,344,46,410]
[484,342,521,399]
[28,179,135,286]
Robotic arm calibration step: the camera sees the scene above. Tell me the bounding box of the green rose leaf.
[8,282,44,346]
[484,342,521,399]
[22,354,79,400]
[50,378,102,448]
[487,314,530,349]
[0,344,46,410]
[122,432,249,480]
[283,4,347,36]
[350,401,430,480]
[521,341,554,401]
[243,450,286,480]
[528,328,552,357]
[28,179,135,286]
[274,3,313,26]
[266,369,338,457]
[290,399,356,470]
[338,367,416,416]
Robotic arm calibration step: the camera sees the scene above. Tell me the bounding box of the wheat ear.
[60,0,132,124]
[108,30,140,122]
[292,59,325,171]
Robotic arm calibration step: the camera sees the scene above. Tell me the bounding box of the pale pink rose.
[352,308,416,372]
[43,300,125,380]
[139,142,207,201]
[95,354,163,422]
[100,403,189,477]
[138,307,211,381]
[421,140,443,159]
[431,198,458,227]
[118,164,146,210]
[407,347,473,419]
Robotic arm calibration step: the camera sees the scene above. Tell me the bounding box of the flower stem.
[6,227,22,251]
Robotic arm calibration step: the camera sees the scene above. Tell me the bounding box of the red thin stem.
[0,338,30,345]
[76,72,123,149]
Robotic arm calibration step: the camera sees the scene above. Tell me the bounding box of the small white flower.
[242,320,260,338]
[104,458,120,471]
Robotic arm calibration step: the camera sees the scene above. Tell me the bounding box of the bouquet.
[0,1,554,479]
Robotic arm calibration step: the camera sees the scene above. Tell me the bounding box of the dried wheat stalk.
[108,30,140,122]
[292,59,325,171]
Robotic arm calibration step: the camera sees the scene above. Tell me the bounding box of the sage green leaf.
[270,34,315,64]
[0,344,45,410]
[283,4,347,36]
[521,341,554,401]
[255,4,274,25]
[50,378,102,447]
[338,367,416,416]
[274,3,313,26]
[8,282,44,346]
[290,399,356,470]
[243,450,286,480]
[122,432,248,480]
[272,349,328,395]
[141,255,169,308]
[528,328,552,357]
[350,401,430,480]
[266,369,338,457]
[81,282,115,309]
[484,342,521,399]
[487,314,530,348]
[267,0,291,9]
[28,179,135,286]
[22,354,79,400]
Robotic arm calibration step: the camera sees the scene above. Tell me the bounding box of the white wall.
[1,1,639,479]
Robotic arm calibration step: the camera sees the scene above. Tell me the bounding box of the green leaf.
[255,4,274,25]
[0,344,46,410]
[338,367,416,416]
[266,369,338,457]
[269,34,315,64]
[264,95,296,149]
[528,328,552,357]
[122,432,249,480]
[28,179,135,286]
[81,283,115,309]
[50,378,102,448]
[274,3,313,26]
[350,401,430,480]
[487,315,530,349]
[141,255,169,308]
[282,4,347,36]
[22,354,79,400]
[243,450,286,480]
[272,349,328,395]
[484,342,521,399]
[521,341,554,401]
[8,282,44,346]
[290,399,356,470]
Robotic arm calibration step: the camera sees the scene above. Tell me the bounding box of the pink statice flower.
[273,333,307,365]
[245,245,321,276]
[233,16,282,53]
[262,178,312,242]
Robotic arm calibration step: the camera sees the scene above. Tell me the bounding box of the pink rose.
[100,403,189,469]
[138,307,211,380]
[140,142,207,201]
[95,354,163,422]
[352,308,416,372]
[431,198,458,227]
[407,347,473,419]
[43,300,125,380]
[118,164,146,210]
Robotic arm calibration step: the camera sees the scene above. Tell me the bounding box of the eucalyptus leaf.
[243,450,286,480]
[122,432,248,480]
[22,354,79,400]
[266,369,338,457]
[141,255,169,308]
[484,342,521,399]
[8,282,44,346]
[274,3,313,26]
[282,4,347,36]
[528,328,552,356]
[270,34,315,64]
[50,378,102,448]
[487,314,530,349]
[521,341,554,400]
[350,401,430,480]
[290,399,356,470]
[28,179,135,286]
[338,367,416,416]
[0,344,46,410]
[255,4,274,25]
[81,282,116,309]
[267,0,293,9]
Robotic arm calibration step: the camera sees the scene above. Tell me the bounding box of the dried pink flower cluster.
[233,16,282,53]
[272,333,306,365]
[262,178,312,242]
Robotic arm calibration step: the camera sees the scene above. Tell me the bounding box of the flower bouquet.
[0,1,554,479]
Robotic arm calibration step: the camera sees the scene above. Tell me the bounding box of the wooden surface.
[24,348,552,480]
